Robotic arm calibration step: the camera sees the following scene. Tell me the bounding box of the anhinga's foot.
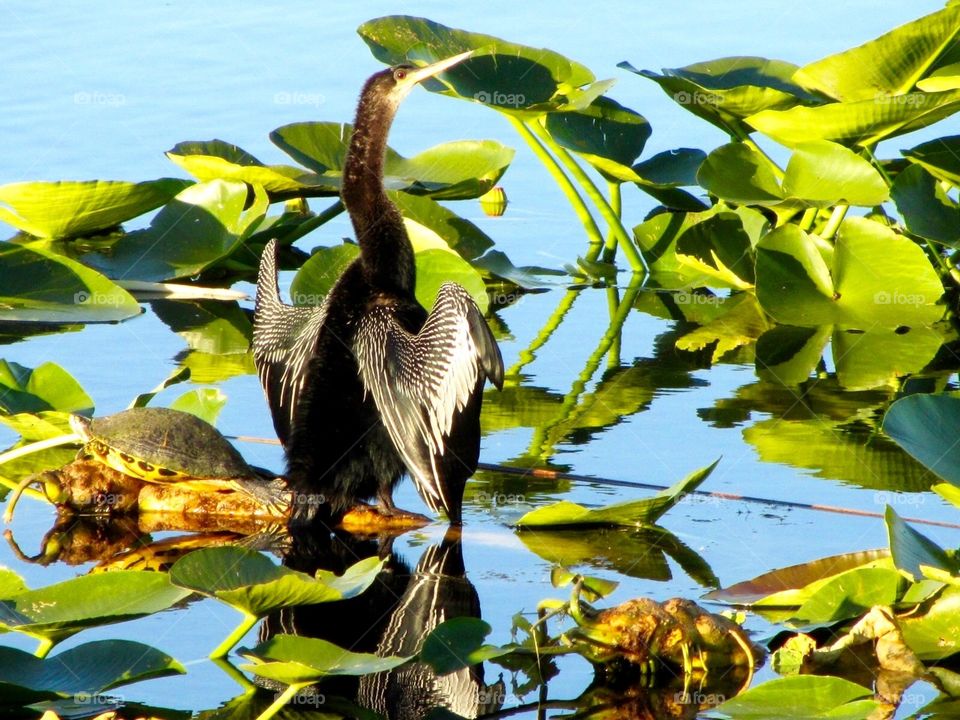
[338,502,431,534]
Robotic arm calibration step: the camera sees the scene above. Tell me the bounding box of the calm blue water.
[0,2,954,716]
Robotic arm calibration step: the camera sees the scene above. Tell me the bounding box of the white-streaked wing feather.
[253,239,329,444]
[355,283,501,514]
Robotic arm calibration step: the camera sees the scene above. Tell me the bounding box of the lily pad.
[290,243,360,304]
[883,394,960,485]
[714,675,876,718]
[270,122,513,200]
[0,570,192,654]
[903,135,960,186]
[0,178,190,239]
[0,640,184,708]
[419,617,512,674]
[885,505,955,580]
[515,460,717,528]
[0,241,141,323]
[239,634,407,685]
[81,179,269,282]
[890,163,960,245]
[0,360,93,414]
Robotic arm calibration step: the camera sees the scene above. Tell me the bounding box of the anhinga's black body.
[254,53,503,524]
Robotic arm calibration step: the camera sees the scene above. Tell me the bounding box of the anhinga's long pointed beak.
[406,49,474,85]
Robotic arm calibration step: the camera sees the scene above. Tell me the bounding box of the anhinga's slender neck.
[342,76,415,296]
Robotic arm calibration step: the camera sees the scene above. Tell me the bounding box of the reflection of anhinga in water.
[254,52,503,524]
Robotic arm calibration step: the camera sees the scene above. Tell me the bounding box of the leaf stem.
[821,205,848,240]
[506,116,605,251]
[602,182,623,263]
[798,208,818,232]
[528,120,646,273]
[506,288,583,378]
[210,611,259,659]
[34,636,54,658]
[254,681,311,720]
[281,200,345,245]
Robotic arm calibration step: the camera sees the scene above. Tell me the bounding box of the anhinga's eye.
[394,68,407,81]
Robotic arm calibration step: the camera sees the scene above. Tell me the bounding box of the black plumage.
[254,53,503,524]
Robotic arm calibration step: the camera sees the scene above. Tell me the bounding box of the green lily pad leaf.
[714,675,876,719]
[151,300,251,356]
[781,141,889,206]
[0,640,184,707]
[270,122,513,200]
[746,89,960,148]
[755,325,832,386]
[420,617,511,674]
[699,141,887,208]
[390,191,493,260]
[82,179,268,282]
[918,62,960,92]
[290,243,360,305]
[0,241,141,323]
[883,394,960,485]
[239,634,407,684]
[620,57,814,137]
[903,135,960,186]
[0,360,93,415]
[793,5,960,101]
[885,505,955,580]
[705,549,890,605]
[791,566,902,623]
[676,293,771,362]
[358,16,599,115]
[933,482,960,509]
[697,142,784,205]
[166,140,323,198]
[471,250,565,290]
[0,571,192,652]
[0,179,190,239]
[168,388,227,425]
[0,411,72,443]
[755,220,944,329]
[515,460,717,529]
[413,247,488,314]
[169,547,384,618]
[0,568,27,599]
[633,149,706,187]
[675,212,755,289]
[543,97,651,182]
[891,163,960,245]
[831,325,942,391]
[900,584,960,659]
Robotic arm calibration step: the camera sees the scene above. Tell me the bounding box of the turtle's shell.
[74,407,253,480]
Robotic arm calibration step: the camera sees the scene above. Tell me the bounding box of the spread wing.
[354,283,503,519]
[253,239,329,445]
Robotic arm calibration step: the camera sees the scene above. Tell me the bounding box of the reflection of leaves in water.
[518,526,717,586]
[704,376,931,491]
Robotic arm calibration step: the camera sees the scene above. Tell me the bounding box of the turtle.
[68,407,289,514]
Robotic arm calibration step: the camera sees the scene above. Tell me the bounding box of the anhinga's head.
[359,50,473,116]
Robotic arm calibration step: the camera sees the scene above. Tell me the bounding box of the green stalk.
[506,288,582,378]
[606,286,621,368]
[281,200,345,245]
[210,611,259,659]
[506,116,604,251]
[798,207,818,232]
[212,656,257,694]
[254,681,311,720]
[34,636,54,659]
[602,182,623,263]
[821,204,848,240]
[528,121,646,273]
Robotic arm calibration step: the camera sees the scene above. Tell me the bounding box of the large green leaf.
[698,141,888,209]
[0,640,184,708]
[515,461,716,528]
[747,89,960,147]
[358,16,605,115]
[0,360,93,414]
[793,5,960,101]
[620,57,814,137]
[390,191,494,260]
[413,246,488,313]
[900,584,960,659]
[270,122,513,200]
[169,547,384,618]
[239,634,407,685]
[883,394,960,485]
[755,220,944,328]
[81,179,268,282]
[0,571,191,652]
[0,240,141,323]
[885,505,955,580]
[705,549,890,605]
[289,243,360,305]
[891,163,960,245]
[166,140,324,199]
[419,617,511,674]
[714,675,876,718]
[543,97,651,182]
[791,566,902,623]
[903,135,960,186]
[0,179,190,239]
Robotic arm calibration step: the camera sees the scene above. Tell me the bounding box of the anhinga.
[254,52,503,524]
